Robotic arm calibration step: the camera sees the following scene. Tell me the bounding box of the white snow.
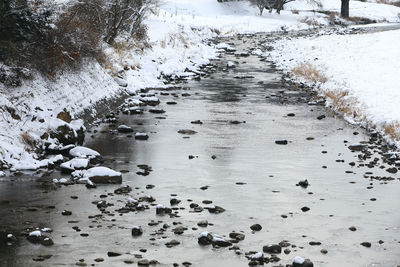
[127,197,138,204]
[251,252,263,259]
[72,166,121,180]
[198,231,210,238]
[53,178,69,184]
[7,234,14,239]
[269,29,400,146]
[293,256,305,264]
[60,158,89,171]
[29,230,41,237]
[69,146,100,159]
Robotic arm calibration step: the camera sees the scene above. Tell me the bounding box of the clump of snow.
[293,256,305,264]
[251,252,263,259]
[60,158,89,171]
[72,166,121,180]
[69,146,100,159]
[127,197,138,204]
[29,230,41,237]
[198,231,210,238]
[53,178,69,184]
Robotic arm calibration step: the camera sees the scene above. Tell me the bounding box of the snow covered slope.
[269,28,400,146]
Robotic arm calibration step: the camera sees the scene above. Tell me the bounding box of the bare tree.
[248,0,268,15]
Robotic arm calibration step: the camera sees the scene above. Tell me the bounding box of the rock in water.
[250,224,262,231]
[117,125,134,133]
[263,244,282,254]
[198,232,213,245]
[293,256,314,267]
[135,133,149,140]
[72,167,122,184]
[131,226,143,236]
[275,140,288,145]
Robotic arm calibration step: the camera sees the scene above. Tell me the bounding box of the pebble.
[250,224,262,231]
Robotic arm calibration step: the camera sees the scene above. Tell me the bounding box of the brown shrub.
[382,121,400,141]
[292,63,328,83]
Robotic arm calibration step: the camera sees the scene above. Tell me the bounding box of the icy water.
[0,34,399,267]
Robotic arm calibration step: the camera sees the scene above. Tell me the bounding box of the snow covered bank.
[269,28,400,146]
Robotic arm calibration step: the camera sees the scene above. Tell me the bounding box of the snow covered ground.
[269,28,400,146]
[1,0,400,169]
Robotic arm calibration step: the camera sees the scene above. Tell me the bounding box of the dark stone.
[178,129,197,135]
[131,227,143,236]
[250,224,262,231]
[198,233,213,245]
[62,210,72,216]
[114,185,132,194]
[386,167,398,174]
[229,232,245,241]
[41,238,54,246]
[301,206,310,212]
[275,140,288,145]
[361,242,371,248]
[165,239,180,248]
[348,144,366,151]
[317,115,326,120]
[107,252,122,257]
[263,244,282,254]
[117,125,134,133]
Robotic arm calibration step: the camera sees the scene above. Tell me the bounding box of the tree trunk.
[341,0,349,18]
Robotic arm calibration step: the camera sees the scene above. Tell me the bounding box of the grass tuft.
[291,63,327,84]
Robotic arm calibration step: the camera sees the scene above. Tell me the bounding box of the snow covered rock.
[69,146,101,160]
[131,226,143,236]
[117,125,134,133]
[135,133,149,140]
[115,77,128,87]
[227,61,236,68]
[293,256,314,267]
[72,166,122,184]
[60,158,89,173]
[198,232,213,245]
[140,96,160,106]
[156,204,172,215]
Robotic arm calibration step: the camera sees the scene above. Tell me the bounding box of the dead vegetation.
[322,89,364,120]
[21,131,38,151]
[291,62,328,84]
[382,121,400,141]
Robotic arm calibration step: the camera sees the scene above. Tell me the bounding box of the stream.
[0,32,399,267]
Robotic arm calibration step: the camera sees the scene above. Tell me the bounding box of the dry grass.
[323,89,364,119]
[382,121,400,141]
[211,28,221,35]
[21,132,38,151]
[300,17,322,27]
[160,39,166,49]
[377,0,400,6]
[291,9,300,14]
[291,63,328,84]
